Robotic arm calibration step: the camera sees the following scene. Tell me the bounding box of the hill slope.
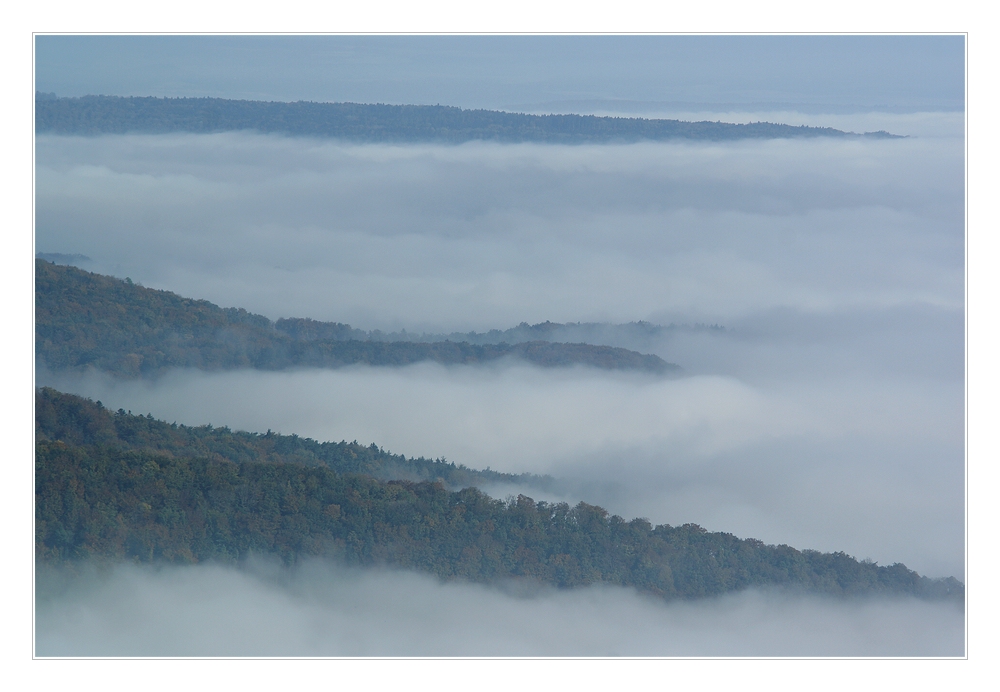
[36,259,676,376]
[36,387,546,490]
[35,388,962,602]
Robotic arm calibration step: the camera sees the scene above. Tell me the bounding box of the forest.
[35,386,550,491]
[34,93,901,143]
[277,316,726,349]
[36,259,675,377]
[35,388,963,602]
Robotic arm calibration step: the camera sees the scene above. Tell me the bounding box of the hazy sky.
[33,35,966,656]
[35,35,965,113]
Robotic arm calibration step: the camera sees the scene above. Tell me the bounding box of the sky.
[32,34,966,657]
[34,35,965,114]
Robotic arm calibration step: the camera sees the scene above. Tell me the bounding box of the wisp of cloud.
[35,558,964,657]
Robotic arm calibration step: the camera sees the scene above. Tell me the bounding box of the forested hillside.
[35,94,902,143]
[35,388,963,602]
[36,387,547,490]
[36,259,675,376]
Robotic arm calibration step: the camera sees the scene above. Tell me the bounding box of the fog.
[34,114,965,654]
[35,559,964,657]
[35,132,962,332]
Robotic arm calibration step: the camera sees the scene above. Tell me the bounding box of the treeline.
[278,316,726,349]
[34,94,902,143]
[36,387,548,491]
[35,388,962,602]
[36,259,676,376]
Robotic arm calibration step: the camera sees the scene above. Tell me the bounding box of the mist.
[35,558,964,657]
[34,110,965,654]
[35,131,962,333]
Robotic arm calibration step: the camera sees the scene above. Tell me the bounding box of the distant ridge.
[35,94,903,143]
[276,317,724,353]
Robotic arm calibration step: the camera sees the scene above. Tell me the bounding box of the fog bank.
[35,559,964,657]
[35,133,962,333]
[35,122,964,597]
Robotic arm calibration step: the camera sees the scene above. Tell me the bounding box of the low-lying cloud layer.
[35,122,965,654]
[35,559,964,657]
[35,131,962,332]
